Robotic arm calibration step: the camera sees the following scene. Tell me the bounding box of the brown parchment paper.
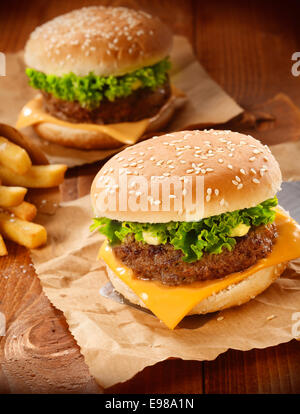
[0,36,242,167]
[30,195,300,389]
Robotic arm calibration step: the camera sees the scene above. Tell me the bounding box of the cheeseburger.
[91,130,300,329]
[17,6,182,149]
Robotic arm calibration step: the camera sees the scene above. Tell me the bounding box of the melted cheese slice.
[99,209,300,329]
[16,95,150,145]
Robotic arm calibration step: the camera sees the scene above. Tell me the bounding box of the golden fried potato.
[0,164,67,188]
[6,201,37,222]
[0,185,27,207]
[0,234,7,256]
[0,211,47,249]
[0,136,32,175]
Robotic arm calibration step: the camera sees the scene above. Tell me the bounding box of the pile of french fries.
[0,135,67,255]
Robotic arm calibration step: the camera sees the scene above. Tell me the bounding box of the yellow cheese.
[16,95,150,145]
[99,209,300,329]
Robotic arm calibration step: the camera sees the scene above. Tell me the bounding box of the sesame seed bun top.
[91,129,282,223]
[24,6,173,77]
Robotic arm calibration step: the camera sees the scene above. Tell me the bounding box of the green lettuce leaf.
[91,197,278,262]
[25,58,171,109]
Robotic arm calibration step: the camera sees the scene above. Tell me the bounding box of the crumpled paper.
[30,194,300,389]
[0,36,242,167]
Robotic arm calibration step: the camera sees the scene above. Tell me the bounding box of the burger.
[17,6,183,149]
[90,129,300,329]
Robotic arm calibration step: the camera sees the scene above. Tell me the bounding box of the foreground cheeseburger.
[91,130,300,329]
[18,6,179,149]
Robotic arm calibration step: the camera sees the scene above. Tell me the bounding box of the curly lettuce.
[90,197,278,263]
[25,58,171,109]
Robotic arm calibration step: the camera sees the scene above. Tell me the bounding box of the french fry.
[0,136,32,175]
[0,211,47,249]
[0,234,7,256]
[6,201,37,222]
[0,123,49,165]
[0,185,27,207]
[0,164,67,188]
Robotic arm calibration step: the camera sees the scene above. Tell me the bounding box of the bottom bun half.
[106,262,286,316]
[33,92,186,150]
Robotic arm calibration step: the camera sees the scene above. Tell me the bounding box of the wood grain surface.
[0,0,300,394]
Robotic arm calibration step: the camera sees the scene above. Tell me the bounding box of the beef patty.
[113,223,277,286]
[41,79,171,124]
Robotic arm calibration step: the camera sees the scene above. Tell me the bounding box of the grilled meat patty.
[113,223,277,286]
[41,79,171,124]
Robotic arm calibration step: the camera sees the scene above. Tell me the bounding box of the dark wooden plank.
[204,341,300,394]
[0,0,194,52]
[194,0,300,108]
[107,359,204,394]
[0,241,101,393]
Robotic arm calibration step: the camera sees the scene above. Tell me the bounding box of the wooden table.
[0,0,299,394]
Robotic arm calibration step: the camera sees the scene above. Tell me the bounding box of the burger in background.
[17,6,183,149]
[90,129,300,329]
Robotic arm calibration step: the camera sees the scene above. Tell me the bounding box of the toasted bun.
[33,92,184,149]
[106,262,287,316]
[24,6,173,77]
[91,130,282,222]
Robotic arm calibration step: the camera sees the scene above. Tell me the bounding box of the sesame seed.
[206,195,211,202]
[252,178,260,184]
[237,183,243,190]
[214,189,219,196]
[235,176,241,182]
[240,168,246,175]
[227,164,233,170]
[207,188,212,195]
[232,180,238,186]
[249,156,256,162]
